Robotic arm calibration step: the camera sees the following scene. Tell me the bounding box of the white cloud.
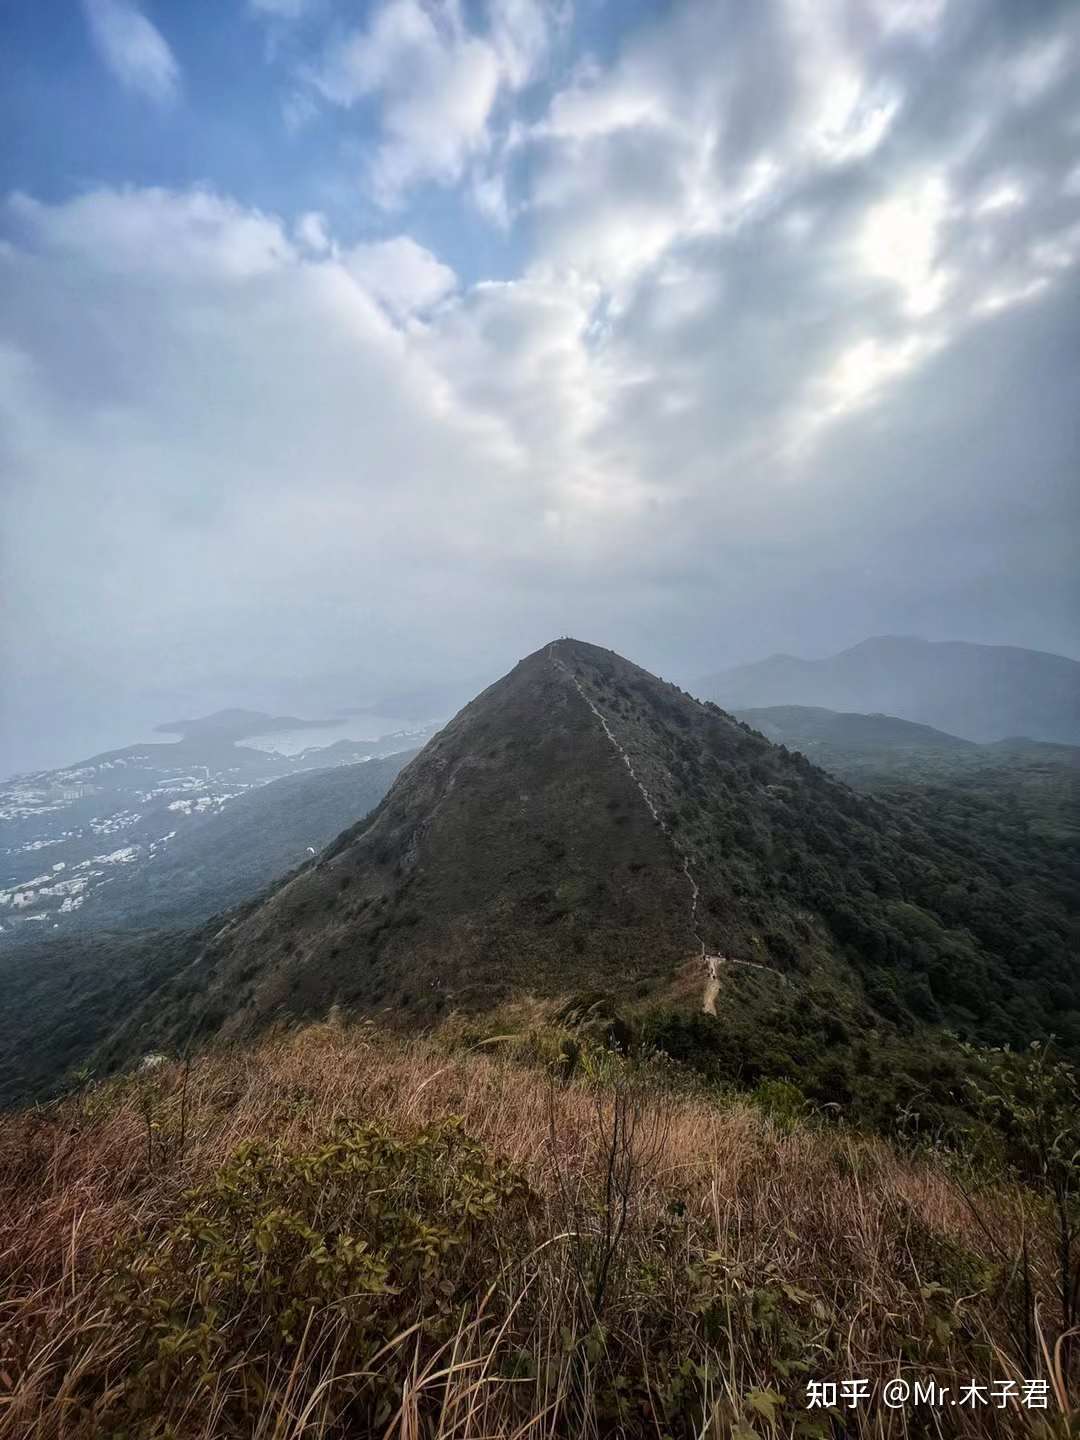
[785,2,902,166]
[487,0,564,90]
[295,211,331,254]
[538,66,665,143]
[514,0,909,307]
[81,0,180,105]
[8,188,295,280]
[0,190,527,725]
[417,274,603,467]
[3,0,1080,770]
[814,331,944,427]
[314,0,502,205]
[971,276,1050,318]
[312,0,560,207]
[974,180,1026,216]
[343,236,457,317]
[869,0,946,40]
[858,175,951,317]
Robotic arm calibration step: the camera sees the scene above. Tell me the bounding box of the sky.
[1,0,1078,775]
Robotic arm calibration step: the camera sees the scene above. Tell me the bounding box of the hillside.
[734,704,976,756]
[702,636,1080,743]
[0,927,202,1109]
[736,705,1080,845]
[1,721,434,941]
[5,1023,1075,1439]
[88,639,1078,1106]
[0,752,414,1107]
[48,750,419,933]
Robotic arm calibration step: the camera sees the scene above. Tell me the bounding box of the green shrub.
[95,1118,533,1436]
[751,1077,807,1130]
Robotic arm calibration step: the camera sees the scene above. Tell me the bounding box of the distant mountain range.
[153,708,343,741]
[701,636,1080,744]
[735,705,975,756]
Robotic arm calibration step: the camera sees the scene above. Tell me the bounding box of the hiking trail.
[547,642,706,961]
[547,641,786,1015]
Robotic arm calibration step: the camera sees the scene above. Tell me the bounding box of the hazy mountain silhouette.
[702,637,1080,743]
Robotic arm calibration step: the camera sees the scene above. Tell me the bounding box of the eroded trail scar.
[547,644,706,959]
[703,956,721,1017]
[703,952,785,1013]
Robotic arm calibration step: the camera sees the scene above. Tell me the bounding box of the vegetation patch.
[88,1118,532,1436]
[4,1024,1079,1438]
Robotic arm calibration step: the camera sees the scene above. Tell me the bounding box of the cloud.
[294,211,331,254]
[2,0,1079,772]
[7,188,295,280]
[508,0,1080,427]
[0,189,524,763]
[81,0,180,105]
[857,173,951,318]
[311,0,557,206]
[343,237,457,318]
[487,0,566,90]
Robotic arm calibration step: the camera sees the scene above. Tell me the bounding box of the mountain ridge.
[734,703,1080,846]
[701,635,1080,743]
[734,704,977,753]
[86,638,1078,1082]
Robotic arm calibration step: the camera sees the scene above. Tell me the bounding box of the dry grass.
[0,1021,1073,1438]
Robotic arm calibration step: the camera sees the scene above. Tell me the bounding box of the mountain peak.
[94,640,1079,1092]
[180,641,711,1030]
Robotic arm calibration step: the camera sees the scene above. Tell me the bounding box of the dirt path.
[703,959,720,1016]
[547,643,706,961]
[547,644,790,1015]
[702,951,786,1014]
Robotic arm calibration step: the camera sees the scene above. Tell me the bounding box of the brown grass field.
[0,1018,1074,1438]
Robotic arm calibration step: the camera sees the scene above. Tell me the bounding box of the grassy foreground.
[0,1019,1075,1438]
